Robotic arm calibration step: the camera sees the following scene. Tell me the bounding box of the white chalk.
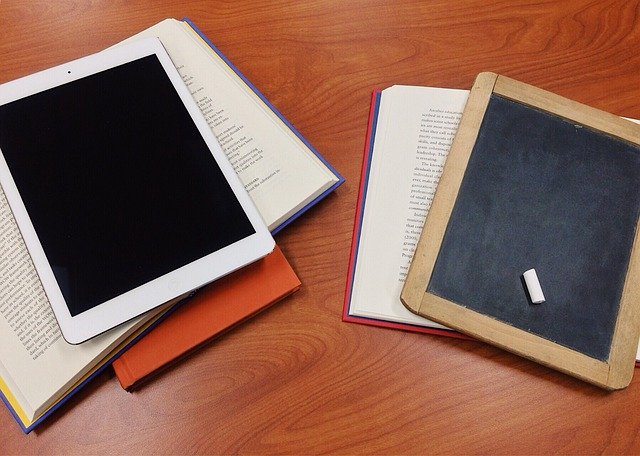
[523,268,545,304]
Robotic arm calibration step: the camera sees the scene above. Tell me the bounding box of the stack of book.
[0,18,343,433]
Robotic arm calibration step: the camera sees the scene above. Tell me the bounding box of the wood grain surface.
[1,0,639,453]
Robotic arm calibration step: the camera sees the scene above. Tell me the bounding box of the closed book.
[112,245,300,390]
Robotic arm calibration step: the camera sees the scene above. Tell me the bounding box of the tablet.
[0,38,274,344]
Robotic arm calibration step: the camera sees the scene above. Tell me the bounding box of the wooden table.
[1,0,639,453]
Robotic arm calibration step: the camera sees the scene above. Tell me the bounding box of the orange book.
[112,245,300,390]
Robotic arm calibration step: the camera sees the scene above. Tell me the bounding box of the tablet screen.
[0,54,255,317]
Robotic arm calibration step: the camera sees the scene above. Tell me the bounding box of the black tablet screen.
[0,55,255,316]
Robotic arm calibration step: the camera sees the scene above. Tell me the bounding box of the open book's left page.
[0,186,153,430]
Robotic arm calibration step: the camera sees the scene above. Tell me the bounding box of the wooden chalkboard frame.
[401,72,640,390]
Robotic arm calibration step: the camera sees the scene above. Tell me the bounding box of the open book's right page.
[119,19,341,232]
[345,85,468,330]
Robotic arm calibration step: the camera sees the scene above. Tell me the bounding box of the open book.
[343,85,640,362]
[122,19,344,233]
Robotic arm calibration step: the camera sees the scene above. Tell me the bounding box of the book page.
[120,19,338,230]
[349,85,468,327]
[0,186,144,421]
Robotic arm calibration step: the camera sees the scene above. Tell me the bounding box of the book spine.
[343,90,381,322]
[112,357,135,391]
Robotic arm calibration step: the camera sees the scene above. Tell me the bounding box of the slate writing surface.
[427,95,640,361]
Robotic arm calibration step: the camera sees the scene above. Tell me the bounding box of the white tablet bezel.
[0,38,274,344]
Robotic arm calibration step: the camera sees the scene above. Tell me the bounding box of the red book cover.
[113,245,300,390]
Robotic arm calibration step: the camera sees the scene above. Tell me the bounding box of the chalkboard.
[427,94,640,361]
[401,73,640,389]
